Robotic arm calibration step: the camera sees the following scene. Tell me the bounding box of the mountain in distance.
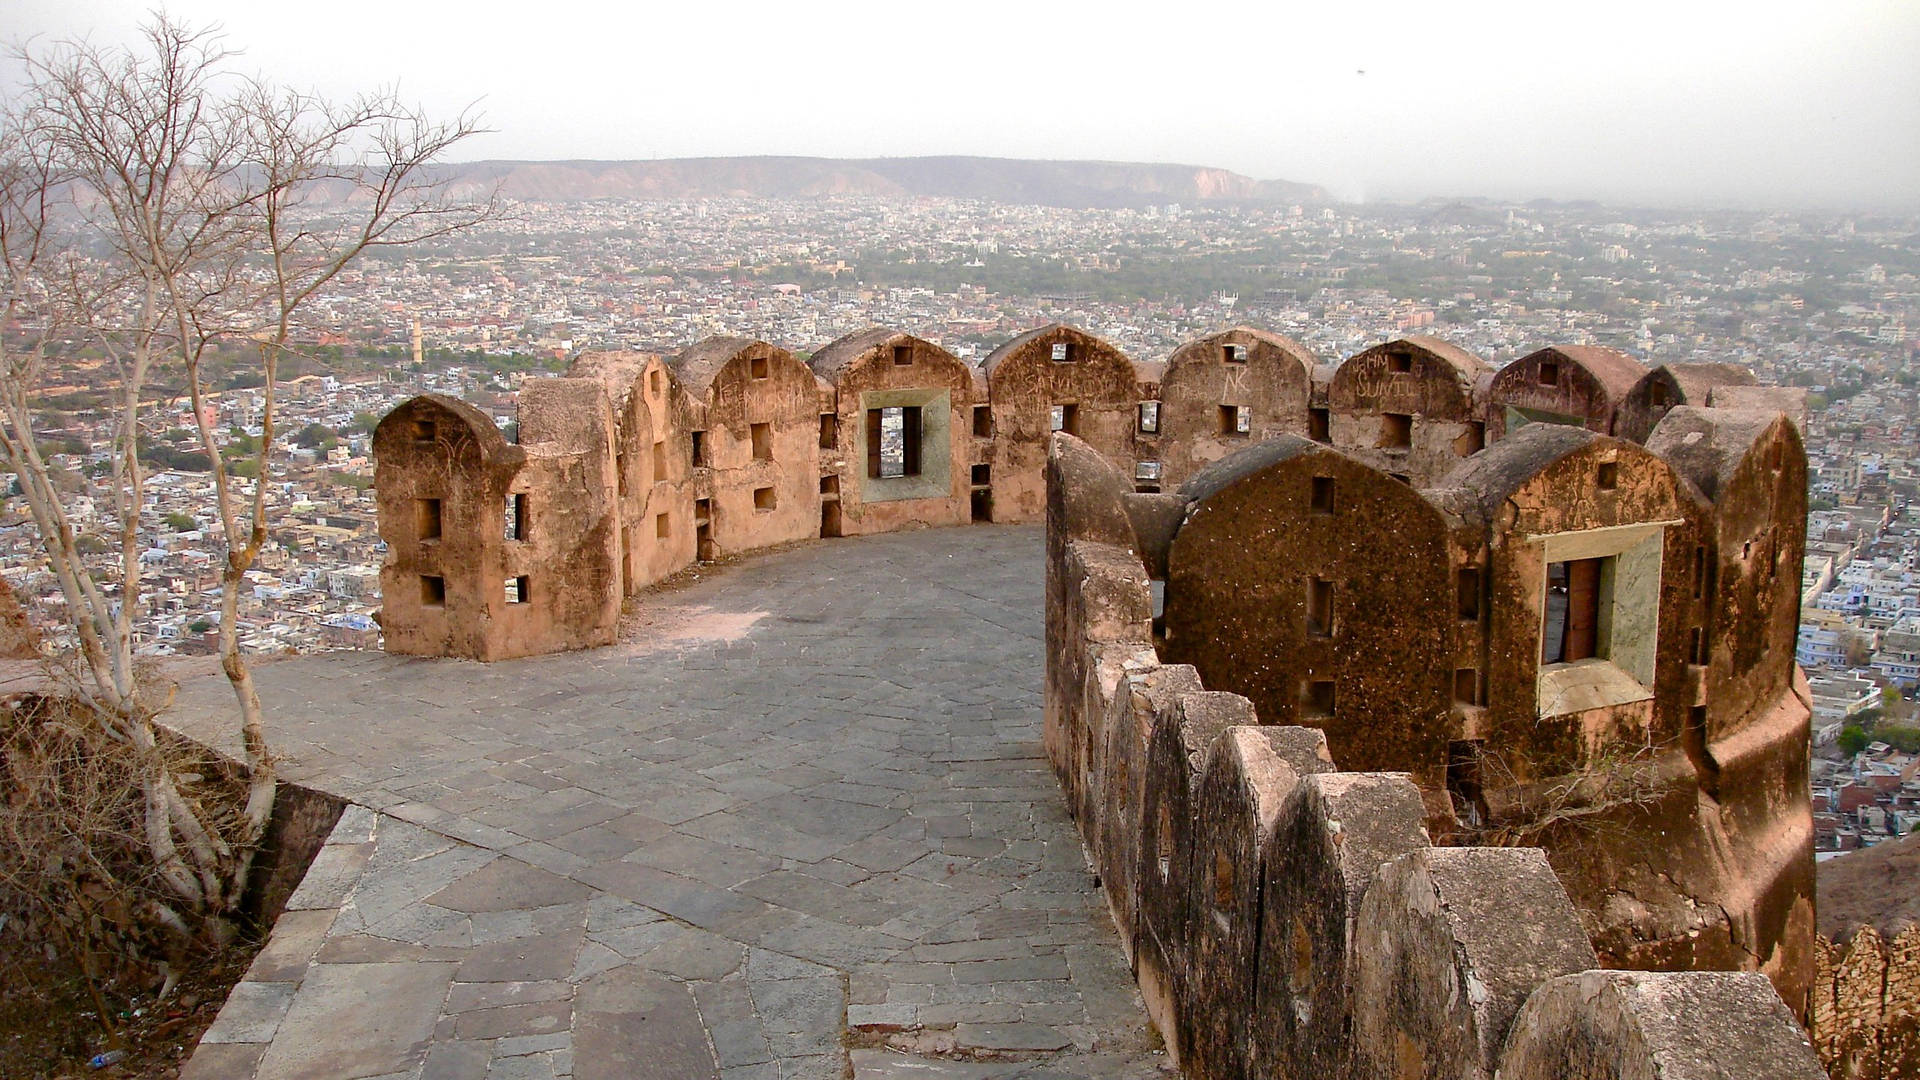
[426,156,1328,209]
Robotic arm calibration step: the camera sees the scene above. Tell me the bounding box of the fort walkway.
[164,526,1169,1080]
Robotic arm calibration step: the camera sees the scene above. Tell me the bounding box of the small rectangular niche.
[506,493,528,541]
[410,417,436,443]
[694,498,711,523]
[652,440,667,480]
[971,463,992,486]
[1388,352,1412,374]
[749,355,769,380]
[1138,401,1160,434]
[750,422,773,462]
[1597,461,1619,490]
[617,453,630,497]
[820,474,840,495]
[419,575,445,607]
[819,413,838,449]
[1220,405,1250,436]
[1308,577,1334,637]
[1457,567,1482,621]
[1310,476,1335,514]
[1537,361,1560,386]
[655,511,671,540]
[1456,421,1485,457]
[1050,342,1073,362]
[753,486,777,511]
[892,344,912,366]
[972,405,993,438]
[1689,625,1708,664]
[1301,678,1336,719]
[415,498,442,541]
[1379,412,1413,449]
[1051,403,1079,436]
[691,430,708,467]
[1308,407,1331,443]
[505,576,529,605]
[649,369,663,394]
[1135,461,1162,482]
[970,489,992,522]
[1225,343,1248,364]
[1453,668,1481,705]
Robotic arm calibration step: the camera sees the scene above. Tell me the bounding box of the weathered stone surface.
[1351,847,1597,1080]
[1499,970,1826,1079]
[428,857,593,912]
[572,969,717,1080]
[252,962,455,1080]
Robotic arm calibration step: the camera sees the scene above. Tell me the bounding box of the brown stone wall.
[1326,338,1489,485]
[1813,925,1920,1080]
[1150,328,1314,490]
[820,333,976,536]
[509,378,622,657]
[1163,439,1456,785]
[987,325,1140,523]
[373,394,524,660]
[686,340,821,558]
[1487,347,1629,441]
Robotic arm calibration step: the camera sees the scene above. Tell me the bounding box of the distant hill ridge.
[427,156,1328,208]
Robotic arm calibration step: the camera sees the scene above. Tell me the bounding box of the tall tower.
[411,316,423,368]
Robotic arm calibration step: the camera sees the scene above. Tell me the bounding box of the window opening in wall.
[691,430,707,467]
[750,422,772,462]
[1446,741,1489,827]
[1225,343,1248,364]
[415,498,442,541]
[749,355,769,380]
[970,489,992,523]
[892,344,912,366]
[617,453,630,497]
[695,498,711,523]
[507,493,528,541]
[411,418,436,442]
[819,413,837,449]
[1379,412,1413,449]
[754,486,777,511]
[1453,668,1480,705]
[1051,403,1079,436]
[1685,705,1720,800]
[820,474,839,495]
[655,511,671,539]
[1543,557,1605,664]
[1649,381,1669,407]
[652,440,667,481]
[1457,421,1485,457]
[1137,401,1160,434]
[1135,461,1162,483]
[972,405,993,438]
[1597,462,1618,490]
[1308,577,1333,637]
[1390,473,1411,485]
[1457,568,1482,620]
[505,576,529,605]
[1310,476,1335,514]
[1689,626,1708,664]
[1308,407,1330,443]
[1050,342,1073,362]
[1538,361,1559,386]
[1220,405,1250,436]
[649,369,662,394]
[1388,352,1411,374]
[972,463,992,486]
[420,575,445,607]
[820,501,842,538]
[866,405,923,479]
[1302,679,1335,719]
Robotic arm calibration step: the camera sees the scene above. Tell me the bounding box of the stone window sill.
[1537,658,1652,718]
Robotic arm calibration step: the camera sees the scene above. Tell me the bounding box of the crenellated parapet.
[1043,429,1827,1078]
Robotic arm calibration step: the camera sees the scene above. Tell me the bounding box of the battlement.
[372,325,1805,663]
[1043,430,1825,1078]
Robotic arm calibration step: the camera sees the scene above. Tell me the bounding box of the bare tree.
[0,16,492,943]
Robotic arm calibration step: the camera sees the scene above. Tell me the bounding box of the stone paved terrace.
[163,525,1170,1080]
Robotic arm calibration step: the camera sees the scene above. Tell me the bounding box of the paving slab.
[171,527,1165,1078]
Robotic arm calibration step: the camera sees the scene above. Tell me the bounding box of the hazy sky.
[8,0,1918,211]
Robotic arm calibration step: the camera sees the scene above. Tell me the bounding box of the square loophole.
[754,486,777,511]
[419,575,445,607]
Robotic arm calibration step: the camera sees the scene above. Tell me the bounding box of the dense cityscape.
[7,193,1917,854]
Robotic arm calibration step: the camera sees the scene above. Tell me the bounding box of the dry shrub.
[0,693,249,992]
